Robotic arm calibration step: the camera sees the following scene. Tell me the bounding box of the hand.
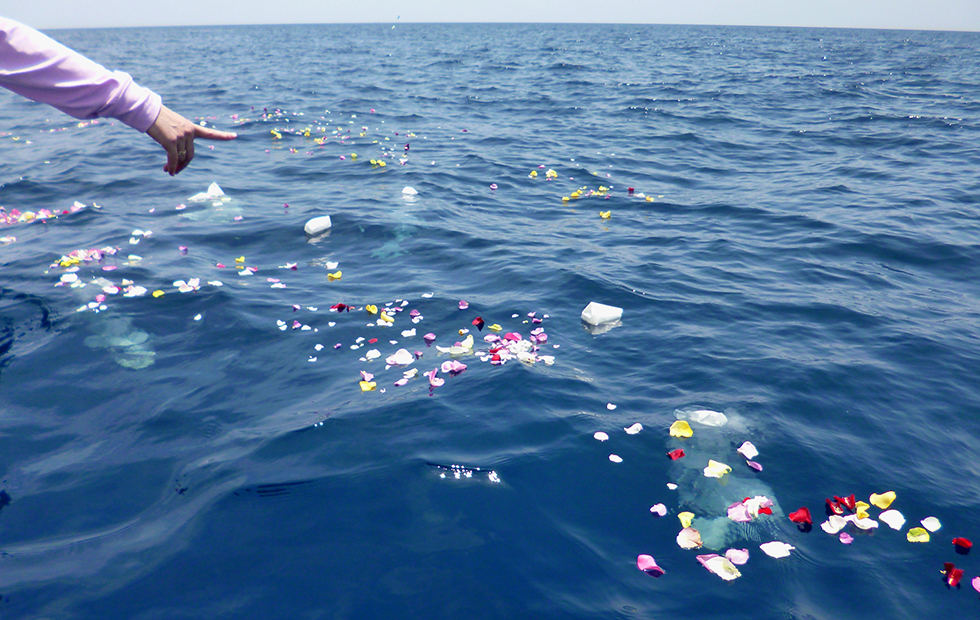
[146,104,238,176]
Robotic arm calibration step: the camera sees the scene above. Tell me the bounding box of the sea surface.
[2,22,980,619]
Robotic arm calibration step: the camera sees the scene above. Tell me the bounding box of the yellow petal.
[359,381,377,392]
[488,324,502,332]
[152,290,165,298]
[855,501,870,519]
[678,511,695,529]
[461,334,474,349]
[378,312,394,323]
[561,197,570,203]
[906,527,930,543]
[235,256,245,263]
[703,459,732,478]
[870,491,896,509]
[327,271,342,281]
[669,420,693,438]
[645,196,654,202]
[599,211,611,219]
[366,304,378,314]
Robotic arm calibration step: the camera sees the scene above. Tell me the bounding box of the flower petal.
[921,516,942,532]
[759,541,795,558]
[593,431,609,442]
[736,441,758,459]
[608,454,623,463]
[698,554,741,580]
[669,420,693,438]
[678,512,695,529]
[624,423,643,435]
[725,548,750,565]
[667,449,685,460]
[676,527,702,549]
[906,527,930,543]
[788,507,812,525]
[636,554,664,577]
[821,515,847,535]
[650,504,667,517]
[869,491,896,509]
[879,510,906,530]
[703,460,732,478]
[953,537,973,550]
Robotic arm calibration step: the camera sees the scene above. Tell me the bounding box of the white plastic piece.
[304,216,332,235]
[580,301,623,325]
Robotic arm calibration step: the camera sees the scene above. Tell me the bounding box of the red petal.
[368,338,378,344]
[788,507,812,524]
[834,495,856,511]
[472,317,485,331]
[949,568,965,587]
[758,506,773,515]
[825,499,843,515]
[953,537,973,549]
[667,449,685,460]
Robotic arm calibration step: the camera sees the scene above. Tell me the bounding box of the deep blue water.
[2,22,980,619]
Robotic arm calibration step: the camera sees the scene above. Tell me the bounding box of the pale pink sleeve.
[0,17,162,132]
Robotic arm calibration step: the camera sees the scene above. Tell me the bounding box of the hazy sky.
[5,0,979,32]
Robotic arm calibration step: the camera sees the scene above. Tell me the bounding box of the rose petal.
[906,527,930,543]
[921,516,942,532]
[821,515,847,534]
[608,454,623,463]
[703,460,731,478]
[745,460,763,471]
[636,554,664,577]
[678,512,695,529]
[725,548,750,565]
[973,576,980,593]
[736,441,758,459]
[624,423,643,435]
[839,532,854,544]
[669,420,693,438]
[788,507,812,525]
[359,381,377,392]
[879,510,906,530]
[759,541,795,559]
[869,491,896,509]
[676,527,702,549]
[593,431,609,441]
[667,449,685,460]
[650,504,667,517]
[953,537,973,549]
[698,555,741,580]
[458,300,469,310]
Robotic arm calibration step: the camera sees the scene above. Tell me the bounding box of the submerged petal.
[703,460,732,478]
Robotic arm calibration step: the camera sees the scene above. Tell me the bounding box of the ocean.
[1,22,979,619]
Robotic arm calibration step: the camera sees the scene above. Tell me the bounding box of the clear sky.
[6,0,979,32]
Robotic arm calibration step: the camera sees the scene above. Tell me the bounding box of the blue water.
[2,22,980,619]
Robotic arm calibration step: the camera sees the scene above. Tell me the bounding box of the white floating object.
[402,186,418,195]
[920,516,941,532]
[879,510,906,530]
[667,483,678,490]
[650,503,667,517]
[580,301,623,325]
[821,515,847,535]
[608,454,623,463]
[624,423,643,435]
[304,215,333,235]
[606,403,617,410]
[689,409,728,427]
[385,348,414,366]
[759,541,795,558]
[187,181,226,202]
[737,441,758,459]
[593,431,609,441]
[365,349,381,360]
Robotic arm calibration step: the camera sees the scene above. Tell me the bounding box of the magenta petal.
[973,576,980,593]
[839,532,854,544]
[393,378,409,387]
[746,460,763,471]
[424,333,436,342]
[636,555,664,577]
[360,370,374,382]
[458,300,469,310]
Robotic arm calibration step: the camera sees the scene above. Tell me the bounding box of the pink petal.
[393,378,409,387]
[839,532,854,544]
[649,504,667,517]
[636,554,664,577]
[458,300,469,310]
[727,502,753,523]
[746,460,763,471]
[973,576,980,593]
[725,548,750,565]
[360,370,374,382]
[424,333,436,342]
